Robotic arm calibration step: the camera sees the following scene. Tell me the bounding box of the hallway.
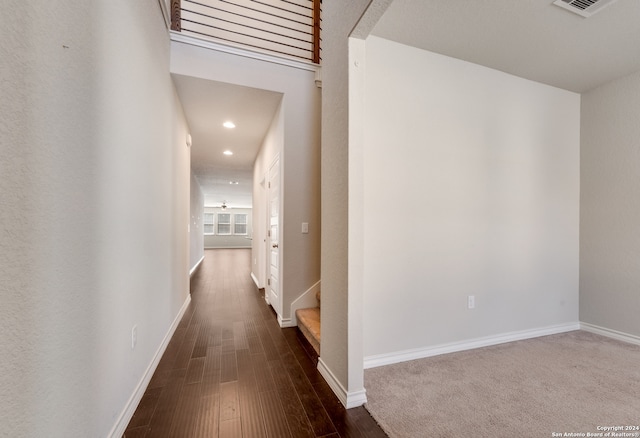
[124,249,386,437]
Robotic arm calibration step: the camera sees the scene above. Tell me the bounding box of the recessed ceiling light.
[223,121,236,129]
[229,181,239,185]
[223,150,233,156]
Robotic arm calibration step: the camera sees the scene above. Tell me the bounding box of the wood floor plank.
[280,351,336,436]
[192,323,211,358]
[123,426,150,438]
[126,249,387,438]
[268,359,315,438]
[194,393,220,438]
[168,383,201,438]
[350,407,388,438]
[312,379,367,438]
[239,390,267,438]
[146,368,187,438]
[147,327,187,389]
[244,320,259,339]
[259,390,292,438]
[233,321,248,350]
[235,349,257,390]
[218,418,242,438]
[251,353,276,393]
[125,386,162,430]
[281,328,323,384]
[247,333,264,355]
[220,351,238,383]
[256,326,280,361]
[219,381,240,421]
[185,357,205,385]
[173,323,201,370]
[202,346,221,396]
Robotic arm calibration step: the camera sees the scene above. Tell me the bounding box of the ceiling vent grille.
[553,0,620,17]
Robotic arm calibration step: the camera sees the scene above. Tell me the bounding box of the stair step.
[296,307,320,355]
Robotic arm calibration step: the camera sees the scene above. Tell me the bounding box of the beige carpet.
[364,331,640,438]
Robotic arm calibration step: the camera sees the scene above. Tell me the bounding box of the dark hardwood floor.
[124,249,387,438]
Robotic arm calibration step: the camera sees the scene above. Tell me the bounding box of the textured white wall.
[191,172,205,271]
[0,1,190,436]
[580,71,640,337]
[320,0,372,395]
[361,37,580,358]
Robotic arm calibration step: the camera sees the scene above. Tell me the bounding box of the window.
[234,214,248,235]
[217,213,231,235]
[203,213,214,235]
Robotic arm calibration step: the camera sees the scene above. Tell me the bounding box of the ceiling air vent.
[553,0,620,17]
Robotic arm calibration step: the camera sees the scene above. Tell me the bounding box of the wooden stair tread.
[296,307,320,355]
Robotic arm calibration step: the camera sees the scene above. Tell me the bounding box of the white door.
[267,157,281,315]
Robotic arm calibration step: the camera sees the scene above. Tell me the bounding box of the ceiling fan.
[217,200,232,210]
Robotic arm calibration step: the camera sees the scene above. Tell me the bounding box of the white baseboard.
[289,280,321,326]
[189,256,204,276]
[250,272,262,289]
[580,322,640,346]
[317,358,368,409]
[108,293,192,438]
[278,315,296,328]
[364,322,580,369]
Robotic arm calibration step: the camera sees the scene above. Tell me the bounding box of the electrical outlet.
[131,325,138,349]
[467,295,475,309]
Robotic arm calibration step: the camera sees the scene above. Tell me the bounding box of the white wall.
[580,70,640,337]
[204,207,253,248]
[0,1,190,436]
[190,172,205,271]
[360,37,580,360]
[171,39,321,323]
[320,0,373,404]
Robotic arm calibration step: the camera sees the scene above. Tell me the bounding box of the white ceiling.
[370,0,640,93]
[173,0,640,210]
[172,74,282,208]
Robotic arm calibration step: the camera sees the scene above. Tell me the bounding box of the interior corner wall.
[361,36,580,359]
[320,0,373,394]
[0,1,190,436]
[190,172,205,271]
[580,70,640,337]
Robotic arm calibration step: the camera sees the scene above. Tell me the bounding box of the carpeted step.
[296,306,320,355]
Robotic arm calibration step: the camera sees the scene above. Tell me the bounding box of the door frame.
[265,154,281,314]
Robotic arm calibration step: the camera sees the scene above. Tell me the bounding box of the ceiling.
[172,74,282,208]
[173,0,640,210]
[370,0,640,93]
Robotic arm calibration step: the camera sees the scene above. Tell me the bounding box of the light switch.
[302,222,309,234]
